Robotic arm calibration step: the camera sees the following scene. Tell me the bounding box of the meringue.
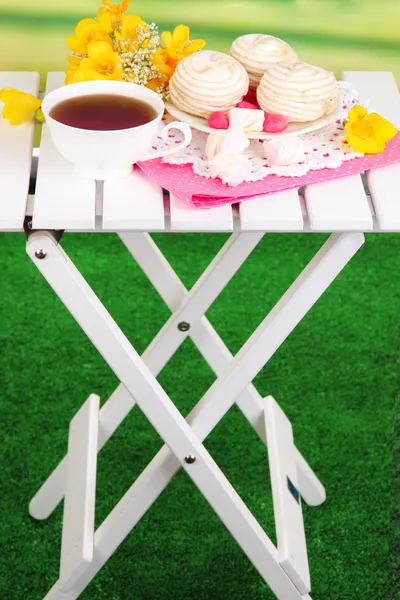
[207,152,252,186]
[263,136,305,166]
[205,128,250,161]
[257,62,339,123]
[169,50,249,119]
[230,34,298,89]
[228,107,265,132]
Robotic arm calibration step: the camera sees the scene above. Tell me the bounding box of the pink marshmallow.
[208,111,229,130]
[263,113,289,133]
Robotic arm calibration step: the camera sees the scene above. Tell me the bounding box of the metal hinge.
[24,216,65,244]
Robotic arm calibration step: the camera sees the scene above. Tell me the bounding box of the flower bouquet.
[0,0,205,124]
[64,0,205,97]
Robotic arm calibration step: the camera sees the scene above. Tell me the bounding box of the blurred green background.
[0,0,400,86]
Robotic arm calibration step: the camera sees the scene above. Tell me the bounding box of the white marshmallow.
[230,34,298,89]
[169,50,249,118]
[257,62,338,123]
[228,108,265,132]
[263,136,305,166]
[205,128,250,161]
[207,152,252,186]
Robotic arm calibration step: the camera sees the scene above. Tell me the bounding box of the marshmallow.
[169,50,249,118]
[205,128,250,161]
[230,34,298,89]
[207,152,252,186]
[228,108,265,132]
[263,136,305,166]
[257,62,338,122]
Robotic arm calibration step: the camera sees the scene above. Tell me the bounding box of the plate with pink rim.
[165,85,347,140]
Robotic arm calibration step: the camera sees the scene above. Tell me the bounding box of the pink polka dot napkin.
[138,133,400,209]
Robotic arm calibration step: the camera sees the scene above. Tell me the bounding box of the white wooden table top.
[1,70,400,233]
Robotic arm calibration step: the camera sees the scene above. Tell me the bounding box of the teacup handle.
[145,121,192,161]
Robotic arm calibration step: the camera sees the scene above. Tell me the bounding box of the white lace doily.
[155,82,362,182]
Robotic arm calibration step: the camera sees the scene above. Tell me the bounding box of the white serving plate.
[165,86,346,140]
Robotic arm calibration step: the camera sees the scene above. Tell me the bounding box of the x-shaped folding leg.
[26,230,364,600]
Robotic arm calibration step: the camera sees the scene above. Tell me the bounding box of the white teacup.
[41,80,192,180]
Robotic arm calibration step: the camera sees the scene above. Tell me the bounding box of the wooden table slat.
[304,174,373,231]
[32,72,96,231]
[238,189,304,231]
[367,164,400,230]
[0,72,39,230]
[342,71,400,129]
[103,168,165,231]
[169,193,234,231]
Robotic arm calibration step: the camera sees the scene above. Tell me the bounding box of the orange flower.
[161,25,205,70]
[98,0,131,29]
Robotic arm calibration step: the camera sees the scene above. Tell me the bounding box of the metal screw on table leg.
[178,322,190,332]
[184,455,196,464]
[35,249,47,260]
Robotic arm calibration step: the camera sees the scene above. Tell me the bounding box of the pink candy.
[208,108,289,134]
[236,101,260,110]
[208,111,229,129]
[263,113,288,133]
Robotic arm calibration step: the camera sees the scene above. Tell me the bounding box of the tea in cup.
[41,80,192,180]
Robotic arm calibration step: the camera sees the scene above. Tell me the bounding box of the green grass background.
[0,231,398,599]
[0,0,400,85]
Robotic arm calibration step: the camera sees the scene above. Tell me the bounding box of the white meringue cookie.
[205,128,250,161]
[263,136,305,166]
[207,152,252,186]
[257,62,338,123]
[230,34,298,89]
[228,108,265,132]
[169,50,249,119]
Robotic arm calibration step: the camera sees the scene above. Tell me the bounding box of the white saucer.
[165,86,346,140]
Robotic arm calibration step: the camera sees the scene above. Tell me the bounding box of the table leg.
[26,231,363,600]
[26,232,312,600]
[29,231,263,519]
[120,232,327,505]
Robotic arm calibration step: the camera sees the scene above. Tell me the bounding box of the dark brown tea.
[50,94,158,130]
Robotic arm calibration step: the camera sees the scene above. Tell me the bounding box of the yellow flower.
[347,104,368,121]
[345,104,397,154]
[120,15,145,39]
[67,17,112,56]
[161,24,205,70]
[152,48,174,78]
[98,0,131,29]
[65,56,83,84]
[0,88,42,125]
[78,41,122,81]
[115,14,146,50]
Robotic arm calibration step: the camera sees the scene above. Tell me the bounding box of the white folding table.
[1,69,400,600]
